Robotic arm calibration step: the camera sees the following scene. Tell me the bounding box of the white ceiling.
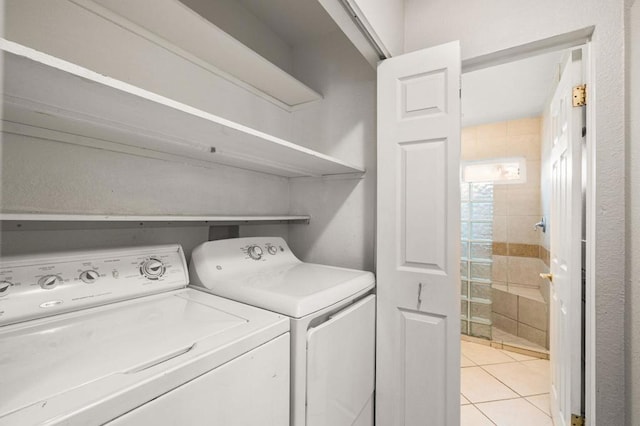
[462,50,566,127]
[239,0,340,46]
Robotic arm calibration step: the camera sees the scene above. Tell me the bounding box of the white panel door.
[376,42,461,426]
[549,51,583,426]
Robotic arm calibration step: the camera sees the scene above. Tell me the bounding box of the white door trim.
[583,40,596,426]
[460,35,595,424]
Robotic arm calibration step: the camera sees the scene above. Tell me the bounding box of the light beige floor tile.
[526,393,551,416]
[461,404,496,426]
[462,341,518,365]
[461,394,471,405]
[476,398,553,426]
[482,361,550,396]
[521,359,551,376]
[461,354,476,367]
[461,367,519,403]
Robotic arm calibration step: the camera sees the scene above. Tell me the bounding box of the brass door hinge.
[572,414,585,426]
[573,84,587,107]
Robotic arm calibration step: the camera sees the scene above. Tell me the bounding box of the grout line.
[461,341,553,425]
[522,395,553,419]
[477,363,528,397]
[478,360,550,399]
[473,396,523,405]
[467,394,522,404]
[469,403,498,425]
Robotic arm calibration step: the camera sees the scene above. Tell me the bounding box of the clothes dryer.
[189,237,376,426]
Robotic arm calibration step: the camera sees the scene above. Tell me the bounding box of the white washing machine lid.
[189,238,375,318]
[0,288,287,425]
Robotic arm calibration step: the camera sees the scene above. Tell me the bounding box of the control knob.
[0,281,12,296]
[247,245,263,260]
[80,270,100,284]
[267,245,277,255]
[38,275,61,290]
[140,258,166,280]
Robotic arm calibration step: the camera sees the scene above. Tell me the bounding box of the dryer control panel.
[190,237,300,285]
[0,245,188,326]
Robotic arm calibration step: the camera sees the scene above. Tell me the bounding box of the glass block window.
[460,181,493,339]
[462,157,526,184]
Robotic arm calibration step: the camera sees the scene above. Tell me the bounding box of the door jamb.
[459,30,596,424]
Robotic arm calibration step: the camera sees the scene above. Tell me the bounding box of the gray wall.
[288,31,376,272]
[625,1,639,424]
[0,0,376,272]
[404,0,626,423]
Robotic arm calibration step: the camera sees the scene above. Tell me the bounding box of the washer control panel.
[0,244,188,326]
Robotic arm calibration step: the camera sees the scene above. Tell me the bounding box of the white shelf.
[0,214,310,231]
[1,39,365,178]
[77,0,322,108]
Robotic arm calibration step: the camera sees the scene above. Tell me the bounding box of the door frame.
[460,30,595,423]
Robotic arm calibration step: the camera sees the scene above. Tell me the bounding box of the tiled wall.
[462,117,542,247]
[462,117,550,349]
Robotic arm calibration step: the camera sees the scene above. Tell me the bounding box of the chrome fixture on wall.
[534,217,546,233]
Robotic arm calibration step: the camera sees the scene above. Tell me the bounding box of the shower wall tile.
[493,215,507,241]
[517,322,547,348]
[477,121,507,140]
[506,117,541,136]
[493,187,508,215]
[461,138,478,160]
[540,277,550,304]
[492,312,518,335]
[506,133,541,160]
[476,137,508,158]
[492,242,508,256]
[507,187,541,216]
[507,215,541,245]
[540,246,550,267]
[492,288,518,320]
[462,127,477,142]
[492,255,508,281]
[507,256,544,287]
[518,298,548,331]
[523,160,541,189]
[508,243,540,258]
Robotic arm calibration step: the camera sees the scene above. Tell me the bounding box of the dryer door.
[306,295,375,426]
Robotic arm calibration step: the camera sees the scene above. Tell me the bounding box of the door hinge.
[571,414,585,426]
[573,84,586,107]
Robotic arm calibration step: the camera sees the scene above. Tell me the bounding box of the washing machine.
[0,244,289,425]
[189,237,376,426]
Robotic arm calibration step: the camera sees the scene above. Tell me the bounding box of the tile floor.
[461,340,553,425]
